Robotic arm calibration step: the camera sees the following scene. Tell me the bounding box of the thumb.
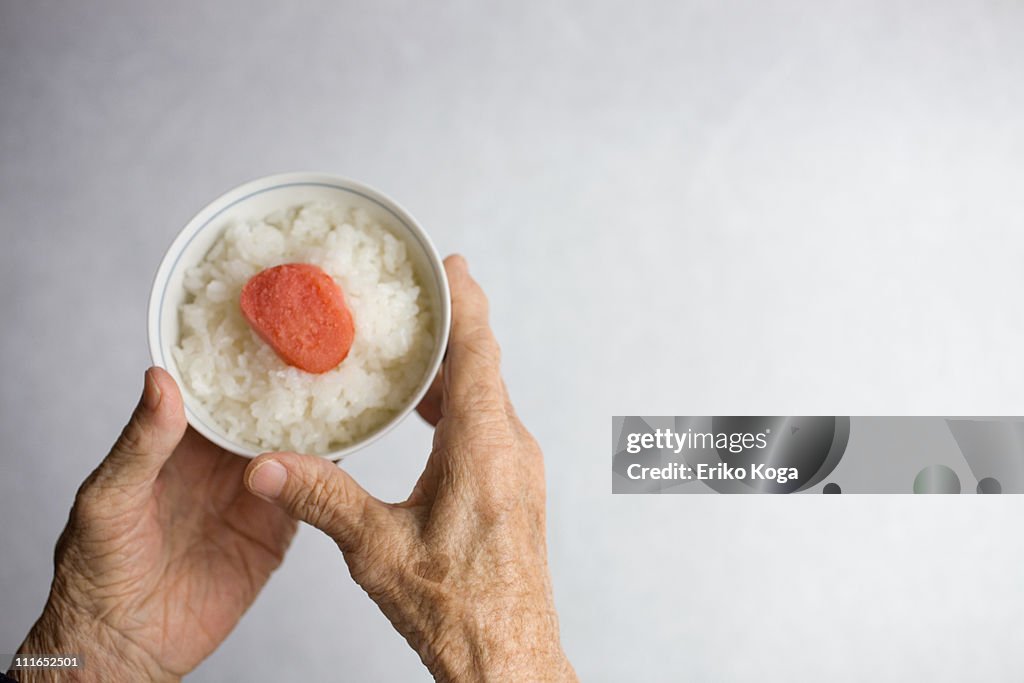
[244,452,378,551]
[96,367,187,489]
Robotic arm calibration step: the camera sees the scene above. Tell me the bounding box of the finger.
[244,452,382,551]
[96,367,188,489]
[442,254,506,418]
[415,368,444,426]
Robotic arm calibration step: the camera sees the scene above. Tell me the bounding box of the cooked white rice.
[173,202,433,454]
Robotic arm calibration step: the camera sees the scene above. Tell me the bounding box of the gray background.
[3,1,1024,680]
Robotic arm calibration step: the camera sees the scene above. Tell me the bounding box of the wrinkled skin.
[13,255,575,682]
[244,255,577,681]
[15,370,297,682]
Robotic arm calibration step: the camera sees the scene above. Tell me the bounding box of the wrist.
[425,600,576,682]
[11,592,173,683]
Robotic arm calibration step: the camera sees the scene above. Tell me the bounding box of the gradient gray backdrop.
[3,1,1024,680]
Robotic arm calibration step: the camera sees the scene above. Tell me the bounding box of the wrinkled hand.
[15,369,297,682]
[243,255,576,682]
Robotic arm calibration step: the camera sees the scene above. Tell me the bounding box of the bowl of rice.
[148,172,450,460]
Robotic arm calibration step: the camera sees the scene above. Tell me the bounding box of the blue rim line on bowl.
[149,177,449,460]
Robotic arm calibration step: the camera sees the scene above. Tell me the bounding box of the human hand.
[243,255,577,682]
[14,369,297,682]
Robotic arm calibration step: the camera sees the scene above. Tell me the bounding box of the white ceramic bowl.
[148,172,451,460]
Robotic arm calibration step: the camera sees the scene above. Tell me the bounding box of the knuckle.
[294,465,360,540]
[299,475,340,528]
[445,415,517,456]
[463,325,500,361]
[114,417,149,458]
[71,478,131,529]
[452,381,506,416]
[454,445,544,526]
[71,484,101,522]
[474,291,491,318]
[458,277,489,313]
[516,426,543,459]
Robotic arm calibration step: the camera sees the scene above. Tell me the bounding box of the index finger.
[441,255,507,422]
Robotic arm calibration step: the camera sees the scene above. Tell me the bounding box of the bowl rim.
[147,171,451,461]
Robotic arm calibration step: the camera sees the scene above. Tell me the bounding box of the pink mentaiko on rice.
[173,202,434,454]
